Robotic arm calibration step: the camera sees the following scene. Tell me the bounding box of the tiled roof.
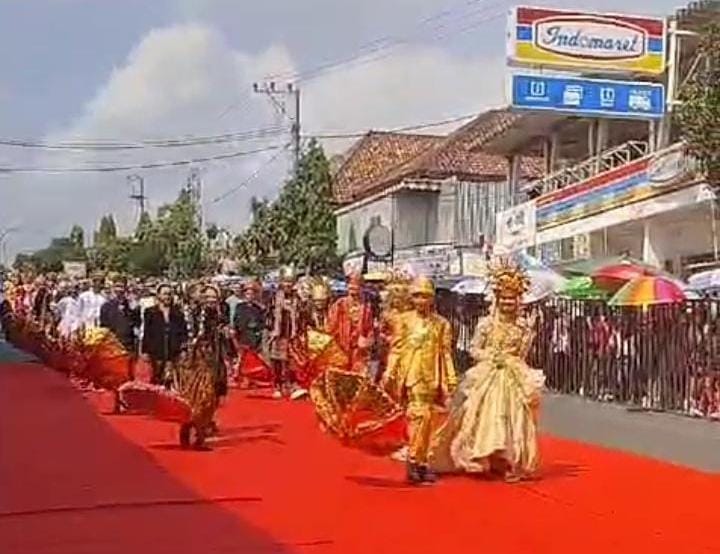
[384,110,541,184]
[332,132,443,204]
[332,110,543,205]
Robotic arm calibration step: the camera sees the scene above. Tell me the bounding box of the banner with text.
[507,6,667,74]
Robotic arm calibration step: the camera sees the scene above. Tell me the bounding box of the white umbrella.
[451,278,489,295]
[688,269,720,291]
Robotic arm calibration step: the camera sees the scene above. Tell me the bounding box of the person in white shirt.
[56,284,82,338]
[78,277,106,329]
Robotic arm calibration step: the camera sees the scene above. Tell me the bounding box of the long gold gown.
[429,312,544,477]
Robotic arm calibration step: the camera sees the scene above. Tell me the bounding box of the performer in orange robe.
[327,273,374,373]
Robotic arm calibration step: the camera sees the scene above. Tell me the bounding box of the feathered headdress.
[489,258,529,299]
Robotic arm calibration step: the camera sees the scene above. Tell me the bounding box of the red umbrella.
[592,263,657,293]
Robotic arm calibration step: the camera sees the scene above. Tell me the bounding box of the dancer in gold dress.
[383,276,457,485]
[429,260,544,481]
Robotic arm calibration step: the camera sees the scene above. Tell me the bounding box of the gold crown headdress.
[489,258,529,299]
[410,275,435,296]
[310,277,331,301]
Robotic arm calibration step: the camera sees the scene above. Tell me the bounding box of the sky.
[0,0,685,262]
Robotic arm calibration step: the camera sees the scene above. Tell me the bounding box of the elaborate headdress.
[489,258,529,299]
[310,278,331,301]
[410,275,435,296]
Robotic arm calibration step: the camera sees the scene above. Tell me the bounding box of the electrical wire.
[0,125,289,152]
[211,144,291,204]
[266,0,509,83]
[308,112,479,140]
[0,144,287,174]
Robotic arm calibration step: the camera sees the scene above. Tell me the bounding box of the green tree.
[15,226,87,273]
[676,23,720,190]
[94,215,118,246]
[233,140,339,274]
[69,225,85,250]
[154,189,205,278]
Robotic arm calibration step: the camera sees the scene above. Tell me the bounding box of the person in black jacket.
[141,284,188,386]
[99,277,141,353]
[233,280,266,352]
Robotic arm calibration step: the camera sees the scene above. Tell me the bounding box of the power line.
[308,112,479,140]
[0,125,289,152]
[0,144,286,174]
[266,0,508,83]
[211,144,291,204]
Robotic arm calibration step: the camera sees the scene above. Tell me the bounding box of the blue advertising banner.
[510,74,665,119]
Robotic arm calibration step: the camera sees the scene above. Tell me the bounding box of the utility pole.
[128,174,147,217]
[185,168,203,231]
[252,81,301,174]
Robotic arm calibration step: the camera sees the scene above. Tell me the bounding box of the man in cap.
[383,275,457,485]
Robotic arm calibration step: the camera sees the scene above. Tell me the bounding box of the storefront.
[500,143,718,274]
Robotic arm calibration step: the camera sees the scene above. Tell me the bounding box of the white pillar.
[642,220,663,267]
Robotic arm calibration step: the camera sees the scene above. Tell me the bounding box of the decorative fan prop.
[118,381,193,424]
[310,369,406,455]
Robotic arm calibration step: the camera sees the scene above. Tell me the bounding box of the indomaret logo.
[535,16,647,61]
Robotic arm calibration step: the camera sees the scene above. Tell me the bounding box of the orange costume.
[327,274,374,373]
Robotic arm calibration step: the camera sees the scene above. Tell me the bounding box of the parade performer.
[328,273,374,373]
[429,260,544,482]
[293,278,345,388]
[166,284,229,445]
[383,276,457,485]
[192,285,230,402]
[377,272,412,385]
[269,267,304,399]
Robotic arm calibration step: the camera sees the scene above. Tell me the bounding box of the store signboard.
[535,144,698,232]
[507,6,667,74]
[496,200,537,252]
[62,261,87,279]
[510,74,665,119]
[648,143,699,189]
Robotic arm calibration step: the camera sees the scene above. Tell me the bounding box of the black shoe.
[406,462,423,485]
[420,466,438,484]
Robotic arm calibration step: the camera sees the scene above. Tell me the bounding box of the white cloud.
[2,21,505,261]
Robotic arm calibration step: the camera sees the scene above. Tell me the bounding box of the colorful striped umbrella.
[609,275,686,307]
[592,263,655,292]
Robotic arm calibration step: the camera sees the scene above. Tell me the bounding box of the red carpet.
[1,361,719,554]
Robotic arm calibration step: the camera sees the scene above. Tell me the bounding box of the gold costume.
[429,261,544,480]
[384,277,457,471]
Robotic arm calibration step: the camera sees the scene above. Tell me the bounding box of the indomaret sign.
[507,6,667,74]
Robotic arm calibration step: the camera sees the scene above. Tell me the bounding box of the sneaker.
[290,387,308,400]
[272,389,283,400]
